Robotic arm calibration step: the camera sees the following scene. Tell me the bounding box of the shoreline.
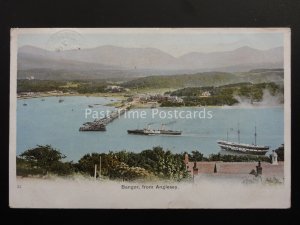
[17,92,284,109]
[17,92,126,100]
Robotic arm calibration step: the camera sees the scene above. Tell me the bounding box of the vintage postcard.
[9,28,291,208]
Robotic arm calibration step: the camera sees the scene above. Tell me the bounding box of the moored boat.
[217,125,269,155]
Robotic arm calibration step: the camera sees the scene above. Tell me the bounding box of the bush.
[18,145,73,176]
[75,147,189,181]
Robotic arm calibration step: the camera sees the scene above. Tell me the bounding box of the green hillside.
[122,69,283,89]
[163,82,283,106]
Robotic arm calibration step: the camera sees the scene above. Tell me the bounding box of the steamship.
[127,123,182,135]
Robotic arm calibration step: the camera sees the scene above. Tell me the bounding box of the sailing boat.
[217,124,269,155]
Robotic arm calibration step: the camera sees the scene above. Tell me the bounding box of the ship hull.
[219,145,268,155]
[127,130,151,135]
[160,130,182,135]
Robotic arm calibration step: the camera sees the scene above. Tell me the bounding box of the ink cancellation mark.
[46,29,85,52]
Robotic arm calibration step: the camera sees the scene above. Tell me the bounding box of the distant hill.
[122,69,284,89]
[17,45,284,80]
[179,46,283,72]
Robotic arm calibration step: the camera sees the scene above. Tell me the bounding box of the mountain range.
[17,45,283,79]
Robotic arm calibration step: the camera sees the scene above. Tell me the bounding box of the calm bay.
[17,96,284,161]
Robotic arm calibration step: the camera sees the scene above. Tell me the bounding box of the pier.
[79,103,131,131]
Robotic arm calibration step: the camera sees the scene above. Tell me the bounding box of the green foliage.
[170,87,213,97]
[16,157,45,176]
[17,145,275,179]
[122,69,283,90]
[275,145,284,161]
[184,96,239,106]
[17,79,109,94]
[237,82,282,101]
[122,72,238,89]
[137,147,188,180]
[75,147,188,181]
[18,145,73,176]
[50,161,74,175]
[76,152,119,177]
[110,163,155,181]
[76,81,107,93]
[17,80,67,93]
[188,150,205,162]
[167,82,282,106]
[160,101,184,107]
[207,153,270,162]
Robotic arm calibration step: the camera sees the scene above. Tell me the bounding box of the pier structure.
[79,103,131,131]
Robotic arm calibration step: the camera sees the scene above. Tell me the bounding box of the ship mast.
[254,125,257,146]
[227,128,229,142]
[237,122,240,144]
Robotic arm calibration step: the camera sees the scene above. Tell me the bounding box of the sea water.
[17,96,284,161]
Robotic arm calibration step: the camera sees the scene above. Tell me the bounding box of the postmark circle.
[47,29,85,51]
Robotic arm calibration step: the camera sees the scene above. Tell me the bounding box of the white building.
[201,91,211,97]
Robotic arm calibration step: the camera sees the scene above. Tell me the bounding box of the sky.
[17,28,284,57]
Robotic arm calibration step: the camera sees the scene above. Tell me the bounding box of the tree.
[75,147,189,181]
[189,150,204,161]
[209,153,221,161]
[110,162,155,181]
[139,147,188,180]
[275,144,284,161]
[76,152,118,177]
[20,145,67,175]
